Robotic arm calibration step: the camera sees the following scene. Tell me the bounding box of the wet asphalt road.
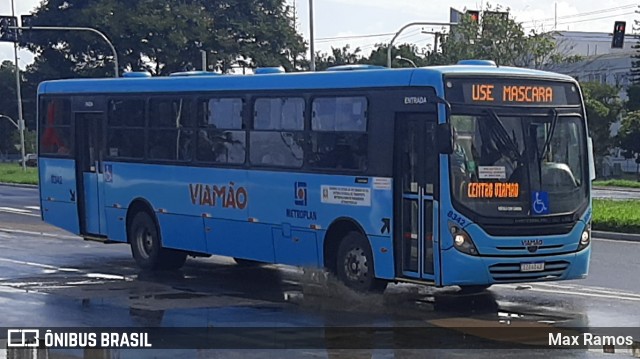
[592,187,640,200]
[0,185,639,358]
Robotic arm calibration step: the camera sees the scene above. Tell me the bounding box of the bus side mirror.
[587,137,596,181]
[437,123,454,154]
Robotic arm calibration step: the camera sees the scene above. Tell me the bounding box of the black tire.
[336,232,387,293]
[459,285,492,294]
[128,211,187,270]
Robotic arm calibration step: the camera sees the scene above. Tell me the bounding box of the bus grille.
[488,260,570,282]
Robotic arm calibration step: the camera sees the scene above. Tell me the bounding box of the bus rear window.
[40,98,72,156]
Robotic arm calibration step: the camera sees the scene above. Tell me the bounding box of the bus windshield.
[449,110,587,218]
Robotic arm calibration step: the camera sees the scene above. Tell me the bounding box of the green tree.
[314,45,362,71]
[0,61,19,157]
[581,82,623,159]
[438,4,570,68]
[23,0,306,76]
[617,111,640,178]
[630,5,640,84]
[626,84,640,112]
[365,43,431,68]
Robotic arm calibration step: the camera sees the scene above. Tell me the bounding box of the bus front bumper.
[440,246,591,286]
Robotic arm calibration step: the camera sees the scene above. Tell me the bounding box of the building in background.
[544,31,637,176]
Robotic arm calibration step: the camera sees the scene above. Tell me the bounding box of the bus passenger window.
[40,99,73,156]
[308,96,368,171]
[249,97,305,168]
[196,130,246,165]
[308,133,367,171]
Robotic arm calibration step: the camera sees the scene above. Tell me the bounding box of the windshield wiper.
[485,109,523,163]
[538,109,558,163]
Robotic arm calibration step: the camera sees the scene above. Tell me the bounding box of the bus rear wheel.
[336,232,387,293]
[129,211,187,270]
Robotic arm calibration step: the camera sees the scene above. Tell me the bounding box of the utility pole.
[11,0,25,171]
[309,0,316,71]
[422,30,442,54]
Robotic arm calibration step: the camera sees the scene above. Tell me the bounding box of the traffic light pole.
[387,22,457,68]
[13,25,120,77]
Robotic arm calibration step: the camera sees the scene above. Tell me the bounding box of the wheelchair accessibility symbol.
[532,191,549,215]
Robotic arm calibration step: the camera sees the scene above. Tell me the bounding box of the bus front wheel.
[129,211,187,270]
[336,232,387,293]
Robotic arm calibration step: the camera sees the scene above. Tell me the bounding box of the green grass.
[593,179,640,188]
[0,163,38,185]
[593,199,640,233]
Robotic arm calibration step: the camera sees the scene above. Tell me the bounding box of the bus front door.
[395,114,439,282]
[75,112,107,236]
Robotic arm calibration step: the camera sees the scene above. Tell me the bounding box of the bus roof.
[38,65,577,95]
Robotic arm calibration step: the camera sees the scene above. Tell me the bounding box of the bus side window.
[249,97,305,168]
[308,96,368,171]
[40,99,73,156]
[196,98,246,165]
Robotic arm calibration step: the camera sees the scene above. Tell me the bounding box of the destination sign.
[467,182,520,199]
[446,78,581,106]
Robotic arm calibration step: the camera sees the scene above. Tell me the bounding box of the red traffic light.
[612,21,626,48]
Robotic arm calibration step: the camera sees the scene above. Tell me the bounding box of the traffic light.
[466,10,480,23]
[612,21,626,49]
[0,16,18,42]
[19,15,35,44]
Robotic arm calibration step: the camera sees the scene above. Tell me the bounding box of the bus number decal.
[189,183,248,209]
[447,210,466,227]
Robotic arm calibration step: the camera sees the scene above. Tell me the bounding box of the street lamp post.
[395,55,417,68]
[17,26,119,77]
[387,21,457,68]
[10,0,25,172]
[0,114,25,170]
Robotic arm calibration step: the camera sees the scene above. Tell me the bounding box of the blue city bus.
[37,61,595,292]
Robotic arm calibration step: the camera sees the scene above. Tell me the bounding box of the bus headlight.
[451,227,479,256]
[578,226,590,251]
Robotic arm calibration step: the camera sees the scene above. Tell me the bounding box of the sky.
[0,0,638,69]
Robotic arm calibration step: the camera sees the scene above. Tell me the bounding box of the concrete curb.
[593,230,640,242]
[0,182,37,189]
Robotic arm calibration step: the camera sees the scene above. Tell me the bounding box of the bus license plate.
[520,262,545,272]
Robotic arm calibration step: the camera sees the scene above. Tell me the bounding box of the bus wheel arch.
[126,198,187,270]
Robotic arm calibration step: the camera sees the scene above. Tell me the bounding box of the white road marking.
[0,257,80,271]
[25,206,40,211]
[500,283,640,302]
[0,207,30,213]
[592,237,640,244]
[0,207,40,217]
[0,227,79,240]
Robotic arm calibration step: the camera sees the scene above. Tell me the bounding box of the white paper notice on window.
[478,166,506,179]
[321,185,371,206]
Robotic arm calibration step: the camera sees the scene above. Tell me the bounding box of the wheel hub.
[344,248,368,282]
